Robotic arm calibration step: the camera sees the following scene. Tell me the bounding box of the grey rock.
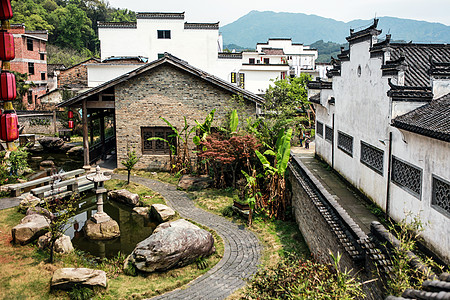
[177,175,213,191]
[12,214,50,244]
[130,219,215,273]
[66,146,84,158]
[38,232,74,254]
[133,206,150,216]
[83,219,120,240]
[108,189,139,207]
[18,193,41,213]
[27,142,43,153]
[51,268,107,290]
[26,206,54,220]
[40,160,55,168]
[150,204,175,223]
[37,137,65,152]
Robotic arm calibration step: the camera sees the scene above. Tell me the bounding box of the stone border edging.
[112,174,261,300]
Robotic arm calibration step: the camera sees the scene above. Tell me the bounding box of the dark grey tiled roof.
[392,93,450,142]
[387,79,433,102]
[389,43,450,87]
[346,19,382,45]
[218,53,242,59]
[184,22,219,30]
[309,93,320,104]
[97,22,137,29]
[137,12,184,19]
[307,78,332,90]
[57,53,264,108]
[429,60,450,77]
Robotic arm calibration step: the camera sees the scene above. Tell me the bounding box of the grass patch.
[114,169,179,185]
[105,179,166,207]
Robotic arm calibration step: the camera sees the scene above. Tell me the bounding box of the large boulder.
[26,206,54,220]
[150,204,175,223]
[108,189,139,207]
[18,193,41,213]
[11,214,50,244]
[66,146,84,158]
[37,137,65,152]
[27,142,43,153]
[83,219,120,240]
[51,268,107,290]
[129,219,215,273]
[40,160,55,168]
[177,175,213,191]
[38,232,74,254]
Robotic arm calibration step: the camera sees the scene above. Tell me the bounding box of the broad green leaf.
[230,109,238,133]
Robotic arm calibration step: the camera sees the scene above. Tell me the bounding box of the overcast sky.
[106,0,450,26]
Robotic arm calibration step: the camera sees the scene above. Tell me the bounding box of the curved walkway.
[112,174,262,300]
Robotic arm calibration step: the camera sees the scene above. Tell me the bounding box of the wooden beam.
[86,101,115,109]
[82,99,90,168]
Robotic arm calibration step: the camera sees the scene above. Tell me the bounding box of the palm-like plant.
[254,128,292,219]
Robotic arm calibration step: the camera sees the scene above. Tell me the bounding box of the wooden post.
[53,110,57,135]
[82,99,90,169]
[100,115,105,159]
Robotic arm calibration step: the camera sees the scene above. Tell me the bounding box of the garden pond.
[65,194,157,259]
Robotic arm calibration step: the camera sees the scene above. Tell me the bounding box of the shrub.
[243,252,364,300]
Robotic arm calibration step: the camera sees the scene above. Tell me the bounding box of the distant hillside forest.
[11,0,136,66]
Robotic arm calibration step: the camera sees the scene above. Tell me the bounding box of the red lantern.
[68,110,74,119]
[68,120,74,129]
[0,0,12,20]
[0,71,16,101]
[0,112,18,142]
[0,31,14,61]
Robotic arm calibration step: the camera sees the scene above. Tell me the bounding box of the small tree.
[7,147,29,177]
[44,197,76,263]
[121,147,140,184]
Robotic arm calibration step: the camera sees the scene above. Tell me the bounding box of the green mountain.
[220,11,450,47]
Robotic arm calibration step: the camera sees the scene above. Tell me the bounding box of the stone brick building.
[9,24,48,110]
[58,53,264,169]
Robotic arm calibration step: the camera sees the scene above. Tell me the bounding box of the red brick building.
[10,24,48,110]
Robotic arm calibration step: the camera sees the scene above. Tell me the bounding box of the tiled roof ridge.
[429,56,450,77]
[307,78,332,90]
[184,22,219,30]
[98,21,137,28]
[218,53,243,59]
[347,18,382,44]
[137,12,185,19]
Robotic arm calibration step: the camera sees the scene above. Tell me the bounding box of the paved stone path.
[112,174,261,300]
[0,197,21,210]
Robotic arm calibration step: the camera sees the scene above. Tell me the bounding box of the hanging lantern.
[0,0,12,20]
[0,71,16,101]
[0,30,14,61]
[68,110,74,119]
[68,120,74,129]
[0,111,18,142]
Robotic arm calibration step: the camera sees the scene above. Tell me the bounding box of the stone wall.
[58,58,99,87]
[287,156,386,299]
[114,63,257,170]
[18,113,61,135]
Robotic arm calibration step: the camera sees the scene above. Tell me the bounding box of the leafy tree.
[108,8,136,22]
[264,73,311,117]
[121,147,140,184]
[7,147,29,177]
[11,71,35,110]
[44,196,76,263]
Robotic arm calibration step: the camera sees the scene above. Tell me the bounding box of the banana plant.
[241,169,261,226]
[255,128,292,177]
[254,128,292,219]
[217,109,239,136]
[193,108,216,146]
[148,116,196,174]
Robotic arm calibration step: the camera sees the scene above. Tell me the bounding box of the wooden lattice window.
[141,127,176,155]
